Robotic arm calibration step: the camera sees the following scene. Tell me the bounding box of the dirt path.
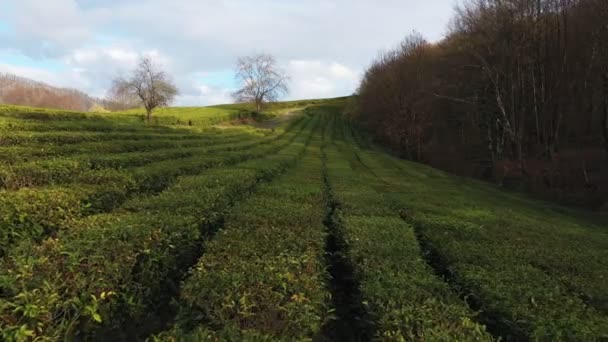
[252,110,301,129]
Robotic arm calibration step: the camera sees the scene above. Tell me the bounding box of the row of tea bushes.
[322,120,493,340]
[356,147,608,340]
[159,122,329,340]
[0,114,320,341]
[0,118,309,257]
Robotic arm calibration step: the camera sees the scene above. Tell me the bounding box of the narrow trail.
[253,110,302,129]
[318,140,376,342]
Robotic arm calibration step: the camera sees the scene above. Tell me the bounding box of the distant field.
[0,98,606,341]
[0,98,346,129]
[111,106,250,126]
[109,97,349,125]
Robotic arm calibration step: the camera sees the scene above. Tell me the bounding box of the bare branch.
[232,54,289,112]
[110,56,178,123]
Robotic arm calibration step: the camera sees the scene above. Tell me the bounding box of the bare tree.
[105,82,140,111]
[111,57,178,123]
[232,54,289,112]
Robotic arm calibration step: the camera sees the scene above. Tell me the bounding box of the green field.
[108,97,349,125]
[0,100,606,341]
[0,104,245,129]
[0,100,323,132]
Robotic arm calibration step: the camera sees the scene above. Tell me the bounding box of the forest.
[0,73,131,112]
[351,0,608,208]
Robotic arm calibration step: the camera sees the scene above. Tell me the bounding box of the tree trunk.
[146,108,152,124]
[256,100,262,113]
[603,73,608,156]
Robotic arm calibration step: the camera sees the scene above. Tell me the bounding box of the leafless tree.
[354,0,608,206]
[110,57,178,123]
[105,82,139,111]
[232,54,289,112]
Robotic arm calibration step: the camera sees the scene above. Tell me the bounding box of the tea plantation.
[0,100,606,341]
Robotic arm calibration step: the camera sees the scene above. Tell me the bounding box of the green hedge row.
[0,130,270,189]
[0,128,260,164]
[322,121,493,340]
[0,118,310,258]
[356,149,608,340]
[148,110,253,127]
[0,130,213,146]
[0,105,89,120]
[0,104,251,129]
[0,115,179,133]
[0,114,318,341]
[159,123,329,340]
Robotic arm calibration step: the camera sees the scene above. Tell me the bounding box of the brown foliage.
[353,0,608,208]
[0,73,93,111]
[0,73,134,112]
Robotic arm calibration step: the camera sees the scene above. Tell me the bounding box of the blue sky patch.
[197,70,236,89]
[1,51,65,72]
[0,21,11,34]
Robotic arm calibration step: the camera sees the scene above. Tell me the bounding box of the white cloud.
[177,84,233,106]
[0,0,109,57]
[1,0,457,104]
[59,46,177,97]
[0,63,61,85]
[329,63,358,80]
[0,62,96,94]
[63,46,163,72]
[286,60,359,100]
[177,59,360,105]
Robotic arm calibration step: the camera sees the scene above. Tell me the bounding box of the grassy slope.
[0,99,606,341]
[0,98,345,129]
[337,120,608,339]
[157,102,607,340]
[0,105,316,340]
[109,97,349,124]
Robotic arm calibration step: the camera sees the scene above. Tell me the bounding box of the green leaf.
[92,312,102,323]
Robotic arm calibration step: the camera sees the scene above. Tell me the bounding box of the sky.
[0,0,457,106]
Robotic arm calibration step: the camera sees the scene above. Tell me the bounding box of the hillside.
[351,0,608,210]
[110,97,348,126]
[0,99,606,341]
[0,73,119,112]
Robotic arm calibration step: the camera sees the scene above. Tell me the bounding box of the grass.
[0,98,345,129]
[106,97,348,124]
[111,106,251,126]
[0,98,606,341]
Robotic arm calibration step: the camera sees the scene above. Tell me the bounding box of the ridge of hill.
[0,73,120,112]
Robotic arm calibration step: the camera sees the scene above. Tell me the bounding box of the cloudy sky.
[0,0,457,106]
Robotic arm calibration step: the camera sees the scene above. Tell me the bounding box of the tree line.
[0,73,127,112]
[351,0,608,208]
